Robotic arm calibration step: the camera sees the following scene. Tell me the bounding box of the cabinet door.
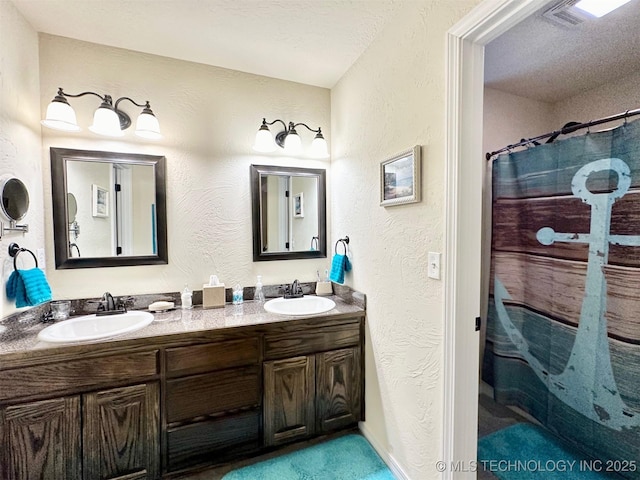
[263,356,315,446]
[316,347,362,433]
[0,396,81,480]
[83,383,159,480]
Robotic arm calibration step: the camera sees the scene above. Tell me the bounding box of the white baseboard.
[359,422,410,480]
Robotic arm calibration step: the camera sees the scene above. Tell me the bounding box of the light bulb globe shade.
[310,135,329,158]
[41,101,80,132]
[135,111,162,140]
[253,127,277,153]
[283,132,302,155]
[89,106,124,137]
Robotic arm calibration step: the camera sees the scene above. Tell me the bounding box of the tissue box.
[203,284,225,308]
[315,281,333,296]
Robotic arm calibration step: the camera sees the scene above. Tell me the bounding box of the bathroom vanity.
[0,295,364,479]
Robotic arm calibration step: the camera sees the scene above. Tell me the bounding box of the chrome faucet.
[284,279,304,299]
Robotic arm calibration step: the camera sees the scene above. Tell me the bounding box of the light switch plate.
[428,252,441,279]
[37,248,46,270]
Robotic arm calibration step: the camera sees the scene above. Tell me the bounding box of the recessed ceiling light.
[574,0,632,18]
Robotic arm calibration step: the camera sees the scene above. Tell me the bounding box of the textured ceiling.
[14,0,640,101]
[11,0,401,89]
[485,0,640,103]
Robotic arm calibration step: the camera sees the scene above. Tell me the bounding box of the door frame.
[442,0,548,477]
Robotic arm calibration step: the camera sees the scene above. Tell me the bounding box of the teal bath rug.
[222,434,395,480]
[478,423,625,479]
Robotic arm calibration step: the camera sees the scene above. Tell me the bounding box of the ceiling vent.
[542,0,589,27]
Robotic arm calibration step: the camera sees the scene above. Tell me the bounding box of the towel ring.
[334,236,350,255]
[8,242,38,270]
[310,236,319,251]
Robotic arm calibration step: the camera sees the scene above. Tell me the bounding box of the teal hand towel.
[6,268,52,308]
[6,271,28,307]
[329,253,352,284]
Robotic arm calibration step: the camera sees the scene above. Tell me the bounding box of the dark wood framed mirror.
[251,164,326,261]
[51,147,168,269]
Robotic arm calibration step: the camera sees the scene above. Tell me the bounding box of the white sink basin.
[264,296,336,316]
[37,311,154,343]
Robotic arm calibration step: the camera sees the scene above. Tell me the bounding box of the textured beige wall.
[0,1,43,318]
[483,87,554,155]
[552,69,640,132]
[39,34,331,299]
[484,69,640,157]
[331,1,482,478]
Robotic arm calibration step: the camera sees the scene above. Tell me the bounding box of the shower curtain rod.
[485,107,640,161]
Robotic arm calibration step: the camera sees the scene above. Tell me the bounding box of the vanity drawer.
[165,338,259,378]
[166,366,260,423]
[264,322,361,360]
[166,409,260,471]
[0,350,159,402]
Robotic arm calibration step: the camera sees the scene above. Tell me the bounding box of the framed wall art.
[380,145,421,207]
[293,192,304,218]
[91,184,109,218]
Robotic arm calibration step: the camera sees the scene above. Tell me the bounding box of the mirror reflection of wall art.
[91,184,109,218]
[294,192,304,218]
[380,145,421,207]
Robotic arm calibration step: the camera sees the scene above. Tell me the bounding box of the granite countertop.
[0,295,364,358]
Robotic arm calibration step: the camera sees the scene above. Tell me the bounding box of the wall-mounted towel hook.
[8,242,38,270]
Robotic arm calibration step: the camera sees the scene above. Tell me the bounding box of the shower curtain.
[484,118,640,476]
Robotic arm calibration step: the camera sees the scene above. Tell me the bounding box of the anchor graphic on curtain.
[494,157,640,431]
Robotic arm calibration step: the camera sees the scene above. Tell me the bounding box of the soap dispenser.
[254,275,265,304]
[181,284,193,309]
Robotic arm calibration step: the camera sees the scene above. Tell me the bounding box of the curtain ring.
[624,110,630,126]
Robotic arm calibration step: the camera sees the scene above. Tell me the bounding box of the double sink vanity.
[0,286,365,479]
[0,148,357,478]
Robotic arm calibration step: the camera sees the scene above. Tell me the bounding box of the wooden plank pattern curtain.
[484,119,640,475]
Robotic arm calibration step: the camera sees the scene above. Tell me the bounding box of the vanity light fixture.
[41,88,162,140]
[253,118,329,158]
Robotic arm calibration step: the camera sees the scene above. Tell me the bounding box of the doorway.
[447,0,640,477]
[443,1,550,477]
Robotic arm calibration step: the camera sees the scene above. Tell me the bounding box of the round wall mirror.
[0,175,29,221]
[67,192,78,223]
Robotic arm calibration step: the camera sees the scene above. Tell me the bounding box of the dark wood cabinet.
[0,350,160,480]
[0,311,364,479]
[316,347,362,433]
[264,355,316,446]
[264,345,363,447]
[83,383,159,480]
[0,396,81,480]
[164,338,261,473]
[0,383,160,480]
